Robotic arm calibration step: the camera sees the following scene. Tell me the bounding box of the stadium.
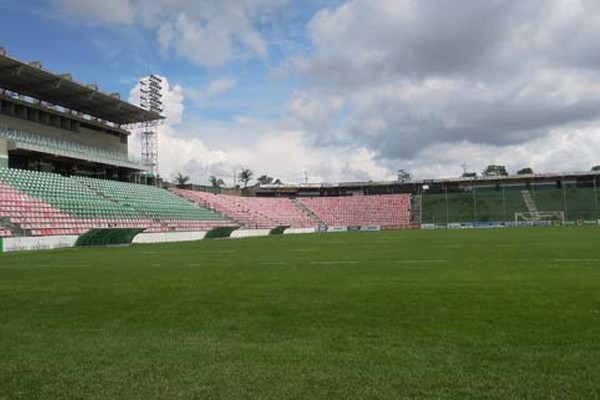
[2,35,600,400]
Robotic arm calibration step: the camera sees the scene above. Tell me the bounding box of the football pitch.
[2,228,600,399]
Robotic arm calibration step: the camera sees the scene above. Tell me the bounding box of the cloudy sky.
[1,0,600,184]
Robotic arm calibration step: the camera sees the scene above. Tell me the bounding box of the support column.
[0,138,8,168]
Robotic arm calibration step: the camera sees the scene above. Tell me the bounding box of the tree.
[209,175,225,188]
[517,167,533,175]
[239,168,253,189]
[273,178,282,185]
[591,165,600,172]
[174,172,190,188]
[482,165,509,177]
[462,172,477,178]
[256,174,274,185]
[397,169,411,183]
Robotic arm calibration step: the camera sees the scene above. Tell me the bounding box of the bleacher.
[420,185,600,223]
[75,177,232,231]
[0,126,141,169]
[421,189,528,224]
[0,168,161,235]
[532,186,600,221]
[172,189,315,229]
[0,168,236,236]
[299,194,412,228]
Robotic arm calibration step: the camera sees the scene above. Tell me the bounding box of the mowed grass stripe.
[1,228,600,399]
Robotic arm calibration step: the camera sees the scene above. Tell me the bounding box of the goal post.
[515,211,565,225]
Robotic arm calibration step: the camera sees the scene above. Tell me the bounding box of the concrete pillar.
[0,138,8,168]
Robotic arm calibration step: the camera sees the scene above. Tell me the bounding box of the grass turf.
[1,228,600,399]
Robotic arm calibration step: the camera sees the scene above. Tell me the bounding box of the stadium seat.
[0,168,181,235]
[172,189,316,229]
[299,194,412,228]
[73,177,232,231]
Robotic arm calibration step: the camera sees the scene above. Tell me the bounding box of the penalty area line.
[394,260,448,264]
[310,261,360,265]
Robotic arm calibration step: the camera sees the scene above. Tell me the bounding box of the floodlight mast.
[139,74,163,176]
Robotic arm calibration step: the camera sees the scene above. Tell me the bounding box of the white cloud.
[206,77,238,97]
[54,0,134,24]
[54,0,600,183]
[187,76,239,109]
[52,0,285,68]
[403,123,600,179]
[127,76,395,184]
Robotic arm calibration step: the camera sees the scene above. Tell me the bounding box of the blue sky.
[2,0,600,184]
[0,1,328,122]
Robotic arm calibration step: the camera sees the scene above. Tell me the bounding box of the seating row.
[172,189,315,229]
[298,194,412,227]
[0,168,234,236]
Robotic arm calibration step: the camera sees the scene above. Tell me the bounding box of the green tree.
[591,165,600,172]
[174,172,190,188]
[397,169,411,183]
[482,165,509,177]
[209,175,225,188]
[517,167,533,175]
[256,175,275,185]
[239,168,254,189]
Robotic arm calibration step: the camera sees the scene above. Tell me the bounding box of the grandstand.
[77,177,231,231]
[299,194,411,228]
[172,189,316,229]
[1,48,599,240]
[0,168,235,236]
[0,49,159,178]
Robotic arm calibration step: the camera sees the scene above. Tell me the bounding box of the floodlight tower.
[139,74,163,176]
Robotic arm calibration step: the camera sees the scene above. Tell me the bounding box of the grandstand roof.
[0,50,163,125]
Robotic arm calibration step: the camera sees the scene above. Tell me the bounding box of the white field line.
[555,259,599,262]
[30,264,93,268]
[310,261,360,265]
[261,262,290,266]
[394,260,448,264]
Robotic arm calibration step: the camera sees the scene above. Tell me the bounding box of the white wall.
[2,235,79,252]
[132,231,207,244]
[283,227,316,235]
[229,229,271,239]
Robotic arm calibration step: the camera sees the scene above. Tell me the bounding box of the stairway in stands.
[520,190,539,217]
[293,198,325,226]
[0,216,26,237]
[411,195,422,225]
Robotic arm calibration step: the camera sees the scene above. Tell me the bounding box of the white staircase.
[520,190,539,218]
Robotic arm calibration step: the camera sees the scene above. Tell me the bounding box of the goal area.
[515,211,565,224]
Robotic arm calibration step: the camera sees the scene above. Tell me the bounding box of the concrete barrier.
[2,235,79,253]
[327,226,348,233]
[133,231,207,244]
[230,229,271,239]
[284,227,316,235]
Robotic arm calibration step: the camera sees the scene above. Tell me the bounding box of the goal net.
[515,211,565,224]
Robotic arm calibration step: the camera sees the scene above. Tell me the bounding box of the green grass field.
[2,228,600,399]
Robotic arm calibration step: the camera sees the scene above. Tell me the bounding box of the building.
[0,48,162,181]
